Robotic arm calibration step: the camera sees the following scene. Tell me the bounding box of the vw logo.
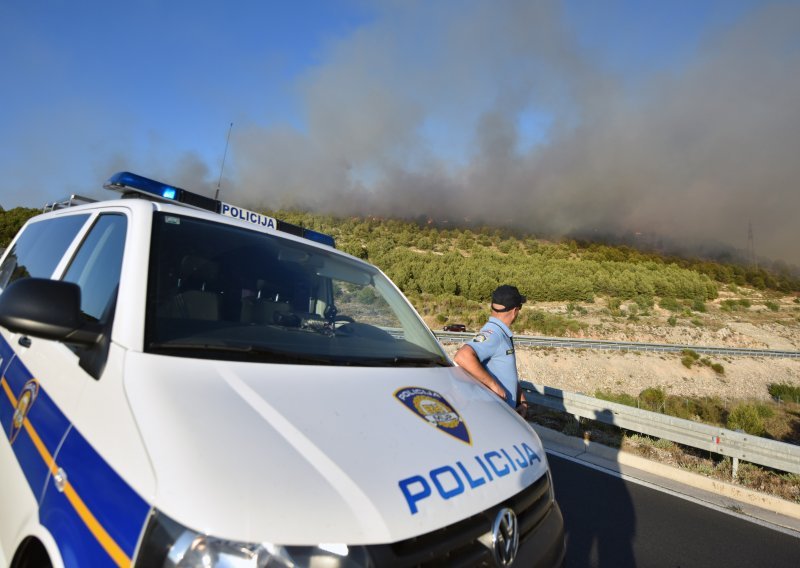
[491,507,519,566]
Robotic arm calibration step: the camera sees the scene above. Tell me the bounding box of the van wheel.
[11,537,52,568]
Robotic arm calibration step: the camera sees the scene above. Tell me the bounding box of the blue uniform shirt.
[466,317,518,407]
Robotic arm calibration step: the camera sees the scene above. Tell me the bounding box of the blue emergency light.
[104,171,335,247]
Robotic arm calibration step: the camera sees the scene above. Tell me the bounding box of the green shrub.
[754,403,774,419]
[0,207,39,247]
[667,315,677,326]
[607,297,622,316]
[768,383,800,402]
[595,390,638,407]
[711,363,725,375]
[692,299,707,312]
[663,396,726,423]
[694,397,725,424]
[680,350,699,369]
[520,310,585,337]
[566,302,588,316]
[665,397,693,420]
[639,387,666,411]
[659,297,681,312]
[727,404,766,436]
[764,300,780,312]
[720,298,754,311]
[356,287,378,304]
[653,438,675,450]
[561,419,580,436]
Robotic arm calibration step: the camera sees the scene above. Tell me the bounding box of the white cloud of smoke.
[226,1,800,269]
[8,1,795,269]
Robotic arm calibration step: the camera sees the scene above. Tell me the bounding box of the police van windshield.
[145,212,450,367]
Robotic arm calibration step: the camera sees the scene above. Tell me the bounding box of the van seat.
[165,255,221,320]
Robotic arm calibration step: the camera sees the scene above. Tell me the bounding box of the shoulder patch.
[473,333,488,342]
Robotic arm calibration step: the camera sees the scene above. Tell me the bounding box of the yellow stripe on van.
[21,408,59,475]
[62,480,131,567]
[22,419,131,566]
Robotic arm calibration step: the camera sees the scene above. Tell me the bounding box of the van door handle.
[18,336,31,348]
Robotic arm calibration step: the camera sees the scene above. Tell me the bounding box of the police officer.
[454,285,528,416]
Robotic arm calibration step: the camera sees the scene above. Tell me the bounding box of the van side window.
[63,214,128,322]
[0,214,90,290]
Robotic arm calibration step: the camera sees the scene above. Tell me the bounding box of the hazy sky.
[2,0,798,267]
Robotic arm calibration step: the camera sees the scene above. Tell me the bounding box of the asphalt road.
[549,454,800,568]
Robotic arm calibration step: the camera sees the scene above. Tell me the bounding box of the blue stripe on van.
[42,425,151,565]
[0,336,23,435]
[2,356,56,497]
[0,334,150,567]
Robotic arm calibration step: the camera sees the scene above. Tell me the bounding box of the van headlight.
[135,510,372,568]
[546,468,556,503]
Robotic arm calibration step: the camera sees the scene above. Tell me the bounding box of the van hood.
[124,352,548,545]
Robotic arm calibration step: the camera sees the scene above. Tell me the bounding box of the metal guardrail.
[521,381,800,475]
[435,330,800,474]
[435,331,800,359]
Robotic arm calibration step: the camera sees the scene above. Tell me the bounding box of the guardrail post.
[732,457,739,480]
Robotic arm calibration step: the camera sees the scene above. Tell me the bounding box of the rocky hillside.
[439,286,800,402]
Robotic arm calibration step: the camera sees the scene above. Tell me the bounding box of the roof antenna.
[215,122,233,200]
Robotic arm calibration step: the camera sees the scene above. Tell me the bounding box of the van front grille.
[365,473,552,567]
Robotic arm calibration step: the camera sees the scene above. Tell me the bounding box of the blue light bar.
[303,229,336,247]
[104,171,335,247]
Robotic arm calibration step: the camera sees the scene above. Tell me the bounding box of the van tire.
[11,537,52,568]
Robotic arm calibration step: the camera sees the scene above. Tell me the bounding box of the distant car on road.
[443,323,467,332]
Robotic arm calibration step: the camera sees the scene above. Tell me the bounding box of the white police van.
[0,173,564,567]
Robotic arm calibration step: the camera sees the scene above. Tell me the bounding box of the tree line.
[2,205,798,301]
[273,210,798,298]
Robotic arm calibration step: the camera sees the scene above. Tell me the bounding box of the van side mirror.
[0,278,102,345]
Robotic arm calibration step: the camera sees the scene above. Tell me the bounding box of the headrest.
[179,255,219,281]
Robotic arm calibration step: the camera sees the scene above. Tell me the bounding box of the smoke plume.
[225,1,800,269]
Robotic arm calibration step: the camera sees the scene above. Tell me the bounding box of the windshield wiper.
[344,356,451,368]
[147,342,337,364]
[147,342,449,367]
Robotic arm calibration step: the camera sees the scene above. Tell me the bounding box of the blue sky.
[2,0,798,267]
[2,1,371,192]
